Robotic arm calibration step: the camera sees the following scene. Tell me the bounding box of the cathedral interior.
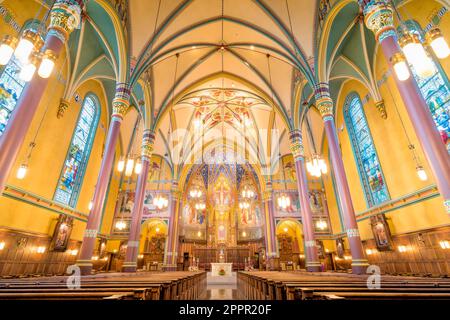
[0,0,449,302]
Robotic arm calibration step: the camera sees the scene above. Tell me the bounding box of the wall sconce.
[102,257,108,261]
[242,231,247,237]
[69,249,78,256]
[92,256,99,261]
[138,254,144,259]
[299,254,305,259]
[36,246,46,254]
[439,240,450,250]
[344,255,352,261]
[366,248,374,255]
[283,227,288,233]
[197,231,202,237]
[0,241,5,250]
[398,245,408,253]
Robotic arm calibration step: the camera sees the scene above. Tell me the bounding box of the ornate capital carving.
[48,0,82,41]
[289,130,304,161]
[57,99,70,119]
[375,100,387,119]
[314,83,334,119]
[112,83,131,119]
[361,1,396,42]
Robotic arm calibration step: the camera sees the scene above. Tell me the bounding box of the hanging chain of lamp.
[385,74,428,181]
[389,0,450,81]
[266,53,292,210]
[0,0,79,81]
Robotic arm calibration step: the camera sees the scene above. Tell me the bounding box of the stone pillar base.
[351,260,369,275]
[122,263,137,273]
[306,263,322,272]
[76,261,93,276]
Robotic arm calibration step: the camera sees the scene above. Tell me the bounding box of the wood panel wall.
[363,226,450,276]
[0,228,81,277]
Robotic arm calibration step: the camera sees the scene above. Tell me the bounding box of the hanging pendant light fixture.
[38,49,57,78]
[399,33,435,78]
[426,27,450,59]
[14,29,43,64]
[391,52,410,81]
[304,110,328,178]
[0,35,18,65]
[117,156,125,172]
[19,52,40,82]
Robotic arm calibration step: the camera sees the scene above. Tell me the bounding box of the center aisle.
[203,271,240,300]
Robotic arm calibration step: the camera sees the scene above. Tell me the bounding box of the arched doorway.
[140,218,168,271]
[276,219,305,270]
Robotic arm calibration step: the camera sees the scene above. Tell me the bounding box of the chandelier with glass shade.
[316,219,328,231]
[277,194,291,210]
[115,220,127,231]
[388,3,450,81]
[117,155,142,177]
[0,0,82,83]
[195,202,206,210]
[153,194,169,210]
[189,185,203,198]
[306,154,328,178]
[241,185,255,199]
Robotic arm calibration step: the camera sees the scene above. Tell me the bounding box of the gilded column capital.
[48,0,83,42]
[289,130,304,161]
[141,129,156,161]
[314,83,334,120]
[112,83,131,120]
[360,0,397,42]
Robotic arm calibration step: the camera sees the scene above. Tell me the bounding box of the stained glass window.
[401,21,450,153]
[344,94,390,207]
[54,95,100,207]
[0,57,26,135]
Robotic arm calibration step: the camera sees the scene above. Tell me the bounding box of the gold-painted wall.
[0,1,123,244]
[323,0,450,242]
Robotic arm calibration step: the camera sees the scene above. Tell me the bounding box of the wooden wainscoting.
[0,228,81,277]
[363,226,450,276]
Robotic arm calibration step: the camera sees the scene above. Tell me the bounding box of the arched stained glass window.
[405,21,450,152]
[0,57,26,135]
[54,95,100,207]
[344,94,390,207]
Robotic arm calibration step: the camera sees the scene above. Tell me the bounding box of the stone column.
[122,130,155,272]
[289,130,321,272]
[77,83,130,275]
[315,83,369,274]
[264,182,278,270]
[361,0,450,214]
[165,181,180,271]
[0,0,83,194]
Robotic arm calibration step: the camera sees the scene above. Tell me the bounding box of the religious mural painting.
[370,214,393,251]
[50,215,74,252]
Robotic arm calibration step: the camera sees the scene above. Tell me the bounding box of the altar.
[210,263,233,277]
